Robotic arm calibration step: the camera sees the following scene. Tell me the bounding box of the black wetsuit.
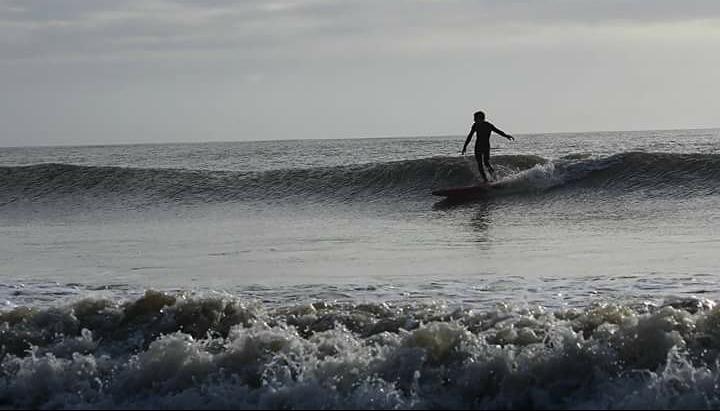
[463,119,513,182]
[472,121,493,158]
[471,121,498,181]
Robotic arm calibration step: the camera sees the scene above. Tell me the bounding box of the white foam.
[495,161,565,192]
[3,295,720,409]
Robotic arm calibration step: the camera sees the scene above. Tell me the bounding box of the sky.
[1,0,719,146]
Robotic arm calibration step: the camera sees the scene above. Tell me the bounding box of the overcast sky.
[1,0,719,146]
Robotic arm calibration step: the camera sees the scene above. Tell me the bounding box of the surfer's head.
[474,111,485,122]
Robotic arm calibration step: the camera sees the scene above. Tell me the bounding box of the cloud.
[0,0,341,60]
[3,0,720,64]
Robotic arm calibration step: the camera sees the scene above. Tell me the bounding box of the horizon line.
[1,126,718,150]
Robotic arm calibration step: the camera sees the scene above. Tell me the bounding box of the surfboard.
[431,183,498,199]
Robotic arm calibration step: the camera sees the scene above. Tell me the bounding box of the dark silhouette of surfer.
[461,111,514,183]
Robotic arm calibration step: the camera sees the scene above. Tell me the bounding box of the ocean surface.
[1,129,720,409]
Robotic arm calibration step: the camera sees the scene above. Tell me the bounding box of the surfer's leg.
[474,150,488,183]
[482,147,495,180]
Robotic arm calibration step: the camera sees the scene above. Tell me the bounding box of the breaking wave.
[1,152,719,209]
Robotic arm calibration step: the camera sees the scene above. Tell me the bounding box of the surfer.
[461,111,514,183]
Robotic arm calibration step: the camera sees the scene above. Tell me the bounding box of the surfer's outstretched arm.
[491,124,515,141]
[461,125,475,155]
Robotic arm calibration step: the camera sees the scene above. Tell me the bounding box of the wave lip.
[2,291,720,409]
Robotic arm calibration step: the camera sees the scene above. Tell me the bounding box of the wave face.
[1,152,719,207]
[2,292,720,409]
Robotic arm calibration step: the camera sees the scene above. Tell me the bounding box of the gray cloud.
[3,0,720,63]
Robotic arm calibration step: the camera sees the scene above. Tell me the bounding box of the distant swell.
[1,152,719,208]
[2,291,720,409]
